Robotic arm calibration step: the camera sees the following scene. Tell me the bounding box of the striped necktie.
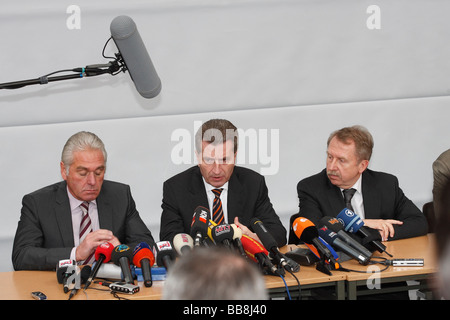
[79,201,94,265]
[212,188,224,225]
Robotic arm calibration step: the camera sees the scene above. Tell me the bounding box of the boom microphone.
[111,244,135,284]
[84,242,114,290]
[133,242,155,287]
[110,15,161,98]
[336,208,392,256]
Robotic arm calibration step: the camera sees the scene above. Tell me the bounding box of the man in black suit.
[160,119,286,246]
[297,125,427,242]
[12,131,155,271]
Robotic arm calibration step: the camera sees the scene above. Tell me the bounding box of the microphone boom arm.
[0,53,125,90]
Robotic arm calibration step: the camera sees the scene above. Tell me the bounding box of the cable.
[286,270,301,300]
[278,274,291,300]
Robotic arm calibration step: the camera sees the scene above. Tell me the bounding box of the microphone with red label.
[190,206,211,247]
[173,233,194,255]
[210,224,234,249]
[84,242,114,290]
[133,242,155,287]
[156,241,176,270]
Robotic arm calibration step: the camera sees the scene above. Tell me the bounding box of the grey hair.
[61,131,107,174]
[162,247,268,300]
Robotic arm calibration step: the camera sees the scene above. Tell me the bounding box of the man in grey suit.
[297,125,427,242]
[12,131,155,271]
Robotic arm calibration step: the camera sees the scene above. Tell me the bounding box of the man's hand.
[363,219,403,241]
[75,229,120,261]
[233,217,262,243]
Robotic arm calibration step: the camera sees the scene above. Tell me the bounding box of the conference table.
[0,234,437,300]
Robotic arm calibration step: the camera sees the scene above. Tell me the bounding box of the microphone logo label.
[214,224,231,236]
[114,244,130,253]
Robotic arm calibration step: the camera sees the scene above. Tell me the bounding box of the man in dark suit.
[160,119,286,247]
[12,131,155,271]
[297,125,427,242]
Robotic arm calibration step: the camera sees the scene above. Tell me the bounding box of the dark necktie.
[212,188,224,225]
[343,188,356,212]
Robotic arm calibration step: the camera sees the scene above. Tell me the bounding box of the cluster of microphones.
[291,208,393,275]
[56,206,395,298]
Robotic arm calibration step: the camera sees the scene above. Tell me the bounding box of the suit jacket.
[433,149,450,218]
[12,180,155,271]
[296,168,428,241]
[160,166,287,246]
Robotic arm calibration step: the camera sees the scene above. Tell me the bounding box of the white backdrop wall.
[0,0,449,271]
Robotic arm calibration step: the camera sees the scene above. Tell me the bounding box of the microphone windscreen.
[320,216,345,233]
[336,208,364,233]
[111,244,134,265]
[250,218,278,250]
[240,235,268,263]
[173,233,194,254]
[230,224,242,240]
[292,217,318,244]
[94,242,114,262]
[190,206,210,238]
[80,265,92,284]
[110,15,161,99]
[56,259,75,284]
[132,242,155,267]
[211,224,234,243]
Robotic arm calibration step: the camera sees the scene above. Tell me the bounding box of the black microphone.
[210,224,234,249]
[318,225,371,265]
[84,242,114,290]
[110,244,135,284]
[250,218,299,272]
[190,206,211,247]
[69,266,91,300]
[336,208,392,257]
[155,241,177,270]
[110,15,161,99]
[56,259,74,291]
[320,216,373,261]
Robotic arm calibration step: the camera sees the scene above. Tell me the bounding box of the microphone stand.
[0,56,125,90]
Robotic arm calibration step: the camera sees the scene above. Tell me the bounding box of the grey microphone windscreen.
[110,15,161,99]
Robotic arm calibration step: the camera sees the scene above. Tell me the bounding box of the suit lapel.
[188,167,210,213]
[96,182,114,231]
[227,171,245,222]
[361,170,381,219]
[325,180,346,216]
[55,182,75,247]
